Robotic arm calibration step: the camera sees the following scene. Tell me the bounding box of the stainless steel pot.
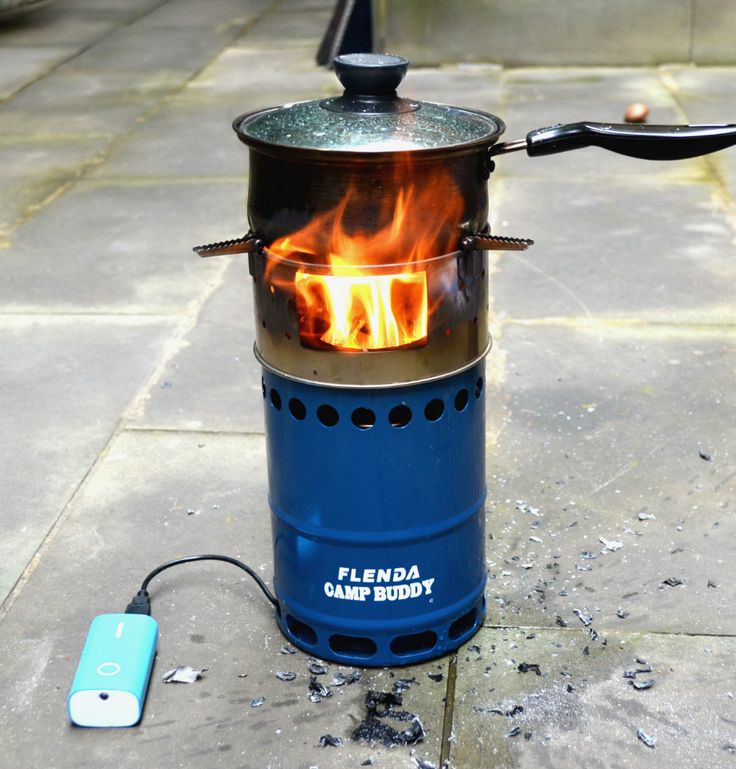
[225,53,736,250]
[195,53,736,386]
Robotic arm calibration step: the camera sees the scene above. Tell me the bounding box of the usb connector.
[124,590,151,615]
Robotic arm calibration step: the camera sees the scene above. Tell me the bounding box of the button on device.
[96,662,121,677]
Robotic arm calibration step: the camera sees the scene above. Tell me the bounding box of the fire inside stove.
[265,160,462,353]
[294,269,427,351]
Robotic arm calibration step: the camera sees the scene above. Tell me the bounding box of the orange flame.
[267,160,462,351]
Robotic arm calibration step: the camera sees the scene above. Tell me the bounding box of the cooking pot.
[194,53,736,385]
[197,52,736,260]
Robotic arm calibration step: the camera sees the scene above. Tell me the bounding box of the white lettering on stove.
[324,582,371,601]
[324,565,435,602]
[336,565,421,583]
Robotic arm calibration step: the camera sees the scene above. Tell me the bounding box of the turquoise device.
[68,613,158,727]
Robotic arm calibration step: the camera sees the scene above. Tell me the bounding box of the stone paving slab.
[404,64,502,111]
[497,68,705,181]
[484,323,736,635]
[91,99,250,179]
[1,180,242,313]
[450,627,736,768]
[0,315,177,602]
[663,65,736,202]
[127,258,264,434]
[0,44,76,100]
[0,430,447,769]
[0,137,109,240]
[0,175,60,241]
[65,19,238,80]
[0,136,108,178]
[0,68,165,139]
[663,65,736,121]
[489,176,736,322]
[179,45,336,106]
[0,4,123,48]
[141,0,269,29]
[57,0,165,10]
[241,6,334,50]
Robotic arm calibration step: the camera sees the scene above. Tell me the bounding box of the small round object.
[624,102,649,124]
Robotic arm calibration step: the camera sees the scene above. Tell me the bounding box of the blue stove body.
[263,360,487,666]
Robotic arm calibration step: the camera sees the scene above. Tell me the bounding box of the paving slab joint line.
[500,316,736,335]
[232,0,286,45]
[0,254,229,621]
[122,257,232,424]
[482,623,736,639]
[0,416,124,623]
[0,312,187,320]
[439,654,458,769]
[0,0,277,247]
[658,66,736,233]
[80,176,247,189]
[0,264,230,621]
[0,0,171,107]
[123,425,265,437]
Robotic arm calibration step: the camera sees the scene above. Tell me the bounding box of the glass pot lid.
[234,53,504,154]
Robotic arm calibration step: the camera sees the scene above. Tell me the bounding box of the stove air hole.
[390,630,437,656]
[351,407,375,430]
[474,377,484,399]
[389,404,412,428]
[285,615,317,646]
[270,388,282,410]
[454,388,469,412]
[288,398,306,421]
[424,398,445,422]
[448,607,477,640]
[261,377,266,399]
[317,404,339,427]
[328,634,377,658]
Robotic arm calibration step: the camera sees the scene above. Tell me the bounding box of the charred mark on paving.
[351,690,426,747]
[662,577,685,587]
[518,662,542,676]
[318,734,342,747]
[307,676,332,703]
[331,670,362,686]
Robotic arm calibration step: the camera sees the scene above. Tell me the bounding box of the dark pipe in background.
[317,0,373,67]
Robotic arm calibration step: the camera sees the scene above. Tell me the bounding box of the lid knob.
[333,53,409,97]
[322,53,418,114]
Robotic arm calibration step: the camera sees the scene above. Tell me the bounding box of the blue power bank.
[68,613,158,727]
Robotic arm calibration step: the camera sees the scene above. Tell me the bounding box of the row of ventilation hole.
[286,605,478,658]
[263,377,483,429]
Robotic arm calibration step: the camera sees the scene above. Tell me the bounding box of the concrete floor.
[1,2,735,768]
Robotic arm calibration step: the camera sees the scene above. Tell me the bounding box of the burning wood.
[266,158,462,352]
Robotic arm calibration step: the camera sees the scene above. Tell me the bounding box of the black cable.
[125,554,279,615]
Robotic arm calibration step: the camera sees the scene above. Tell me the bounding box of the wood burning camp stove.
[195,54,736,666]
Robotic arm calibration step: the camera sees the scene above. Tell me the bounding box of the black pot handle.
[492,122,736,160]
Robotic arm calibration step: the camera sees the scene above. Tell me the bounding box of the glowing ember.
[267,159,462,352]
